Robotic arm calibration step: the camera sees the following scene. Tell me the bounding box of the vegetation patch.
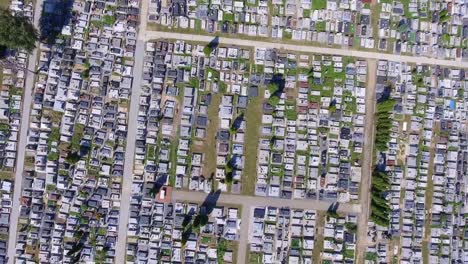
[312,0,327,10]
[102,15,116,26]
[374,99,396,151]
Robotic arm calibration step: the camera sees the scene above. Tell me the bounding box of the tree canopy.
[0,9,38,53]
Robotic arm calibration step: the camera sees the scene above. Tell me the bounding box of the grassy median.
[242,88,264,195]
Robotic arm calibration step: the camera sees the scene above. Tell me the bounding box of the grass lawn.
[0,170,13,180]
[422,135,436,264]
[242,89,264,195]
[43,109,63,124]
[223,12,234,22]
[200,236,212,244]
[312,0,327,10]
[70,123,84,152]
[372,4,380,30]
[146,144,156,161]
[0,66,3,87]
[248,251,262,264]
[217,239,238,264]
[169,137,179,186]
[194,19,202,32]
[282,30,292,40]
[399,0,415,18]
[200,94,221,178]
[312,212,325,263]
[315,21,326,32]
[229,241,238,264]
[0,0,9,9]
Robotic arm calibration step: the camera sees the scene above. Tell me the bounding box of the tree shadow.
[182,214,192,228]
[200,189,221,216]
[270,73,285,93]
[65,151,81,164]
[0,45,7,60]
[79,145,90,157]
[327,202,339,214]
[181,225,192,245]
[207,36,219,50]
[231,112,244,131]
[377,84,393,103]
[203,36,220,56]
[39,0,74,44]
[34,56,53,74]
[149,174,168,198]
[267,73,286,98]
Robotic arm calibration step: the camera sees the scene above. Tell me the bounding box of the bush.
[102,15,116,26]
[217,238,228,260]
[268,95,280,106]
[291,238,300,248]
[285,109,298,120]
[376,99,396,113]
[203,45,213,57]
[218,81,227,93]
[267,83,279,94]
[47,152,59,161]
[366,252,378,261]
[343,249,355,259]
[345,222,357,233]
[190,78,200,88]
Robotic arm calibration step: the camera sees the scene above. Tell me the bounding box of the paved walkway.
[237,205,251,264]
[7,0,45,262]
[114,0,149,262]
[144,31,468,68]
[172,190,361,213]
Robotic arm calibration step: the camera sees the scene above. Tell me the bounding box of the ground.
[199,93,221,179]
[0,0,8,8]
[242,88,264,195]
[312,212,325,262]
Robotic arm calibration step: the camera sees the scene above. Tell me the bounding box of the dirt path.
[422,121,438,264]
[355,59,377,264]
[200,93,221,178]
[237,205,251,264]
[312,212,325,263]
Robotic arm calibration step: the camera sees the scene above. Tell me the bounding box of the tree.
[65,152,81,164]
[267,83,279,94]
[203,45,213,57]
[0,9,38,53]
